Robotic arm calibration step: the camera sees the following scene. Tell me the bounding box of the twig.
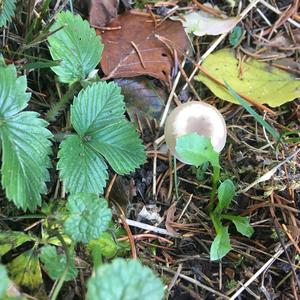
[126,219,179,238]
[229,245,288,299]
[119,215,137,259]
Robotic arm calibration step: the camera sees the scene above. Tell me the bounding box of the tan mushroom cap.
[164,101,227,163]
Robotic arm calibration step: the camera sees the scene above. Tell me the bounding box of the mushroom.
[164,101,227,163]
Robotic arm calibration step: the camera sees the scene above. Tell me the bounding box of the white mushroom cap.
[164,101,227,163]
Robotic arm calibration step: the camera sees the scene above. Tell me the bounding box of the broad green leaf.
[89,119,146,174]
[196,49,300,107]
[225,81,280,140]
[71,82,125,136]
[0,63,30,117]
[39,245,78,281]
[57,135,108,194]
[87,258,164,300]
[48,11,103,84]
[58,82,145,192]
[175,133,220,168]
[0,112,52,211]
[64,193,112,243]
[210,225,232,261]
[216,179,235,212]
[0,0,16,27]
[88,232,118,259]
[222,215,254,238]
[0,264,9,298]
[7,250,43,290]
[0,231,34,257]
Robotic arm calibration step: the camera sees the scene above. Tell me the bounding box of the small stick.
[105,174,117,199]
[191,0,222,17]
[126,219,179,238]
[131,41,146,69]
[119,215,137,259]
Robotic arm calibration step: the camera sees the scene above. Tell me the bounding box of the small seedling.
[176,133,254,260]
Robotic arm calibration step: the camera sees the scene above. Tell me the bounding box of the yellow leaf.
[196,49,300,107]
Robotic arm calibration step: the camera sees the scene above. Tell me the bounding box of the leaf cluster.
[176,133,254,260]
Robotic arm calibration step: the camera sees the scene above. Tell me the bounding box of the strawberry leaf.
[0,63,52,211]
[87,258,164,300]
[64,193,112,243]
[57,135,108,194]
[0,0,16,27]
[48,11,103,84]
[58,82,145,194]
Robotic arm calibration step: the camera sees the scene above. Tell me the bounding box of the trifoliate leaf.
[0,264,9,298]
[87,258,164,300]
[196,49,300,107]
[0,231,34,257]
[39,245,78,281]
[175,133,220,168]
[48,11,103,84]
[7,250,43,290]
[58,82,145,193]
[71,82,125,136]
[0,112,52,211]
[57,135,108,194]
[89,120,146,174]
[210,224,232,261]
[0,0,16,27]
[222,215,254,238]
[216,179,235,212]
[64,193,112,243]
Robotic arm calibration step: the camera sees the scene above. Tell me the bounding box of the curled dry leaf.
[172,4,239,37]
[89,0,119,28]
[99,10,190,83]
[115,77,166,126]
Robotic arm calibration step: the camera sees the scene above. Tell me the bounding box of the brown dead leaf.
[165,202,178,234]
[99,10,190,83]
[89,0,119,28]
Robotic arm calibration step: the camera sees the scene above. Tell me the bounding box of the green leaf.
[64,193,112,243]
[87,258,164,300]
[57,135,108,194]
[224,81,280,140]
[0,63,52,211]
[0,0,16,27]
[229,26,243,46]
[196,49,300,107]
[89,120,146,174]
[0,231,34,257]
[58,82,145,192]
[222,215,254,238]
[0,264,9,298]
[48,11,103,84]
[71,82,125,136]
[39,245,78,281]
[216,179,235,212]
[7,250,43,290]
[175,133,220,168]
[210,224,232,261]
[1,112,53,211]
[0,63,30,117]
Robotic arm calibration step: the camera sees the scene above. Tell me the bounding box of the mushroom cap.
[164,101,227,162]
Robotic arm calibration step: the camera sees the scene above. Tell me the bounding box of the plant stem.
[50,235,71,300]
[173,156,179,199]
[46,82,80,122]
[208,166,220,212]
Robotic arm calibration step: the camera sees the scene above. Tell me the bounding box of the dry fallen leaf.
[196,49,300,107]
[172,4,239,37]
[99,10,190,83]
[115,77,166,126]
[89,0,119,28]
